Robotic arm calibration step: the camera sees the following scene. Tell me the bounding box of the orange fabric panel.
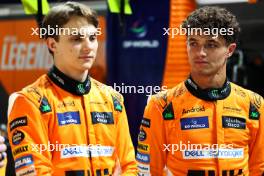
[162,0,196,88]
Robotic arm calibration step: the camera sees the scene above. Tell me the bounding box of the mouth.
[194,59,208,65]
[79,55,94,60]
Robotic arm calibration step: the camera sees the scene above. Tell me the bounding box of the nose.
[198,46,207,57]
[82,37,93,51]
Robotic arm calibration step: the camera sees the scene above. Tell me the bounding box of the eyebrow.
[69,34,83,37]
[188,37,220,44]
[206,39,220,44]
[188,37,197,42]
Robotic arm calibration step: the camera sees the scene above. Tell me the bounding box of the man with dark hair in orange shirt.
[137,6,264,176]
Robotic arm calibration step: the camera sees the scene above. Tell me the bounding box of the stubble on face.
[187,35,230,77]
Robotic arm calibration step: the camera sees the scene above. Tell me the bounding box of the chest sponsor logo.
[61,145,114,158]
[180,116,209,130]
[57,101,75,108]
[223,106,242,113]
[136,152,150,163]
[61,146,89,158]
[138,128,147,141]
[91,112,114,124]
[141,118,150,128]
[15,155,34,170]
[12,130,25,145]
[12,145,29,157]
[90,101,107,105]
[89,145,114,157]
[222,116,246,129]
[10,116,27,131]
[57,111,81,126]
[182,106,205,115]
[183,148,244,159]
[137,142,150,153]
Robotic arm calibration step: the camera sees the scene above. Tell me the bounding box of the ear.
[46,37,57,53]
[227,43,237,58]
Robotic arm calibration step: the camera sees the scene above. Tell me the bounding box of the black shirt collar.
[184,76,231,101]
[47,65,91,96]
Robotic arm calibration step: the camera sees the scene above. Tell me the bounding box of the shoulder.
[145,82,186,120]
[91,78,123,100]
[231,82,248,98]
[149,82,186,108]
[231,83,263,120]
[9,75,53,114]
[231,82,263,106]
[90,78,124,112]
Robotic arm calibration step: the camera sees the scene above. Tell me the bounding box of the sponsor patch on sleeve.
[249,102,260,120]
[16,166,36,176]
[39,96,52,113]
[112,95,123,112]
[138,128,147,141]
[12,145,30,157]
[10,116,27,131]
[12,130,25,145]
[136,152,150,163]
[141,118,151,128]
[137,142,150,153]
[162,102,174,120]
[15,155,34,170]
[137,163,150,174]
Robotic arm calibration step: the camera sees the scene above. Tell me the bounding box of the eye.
[89,34,97,41]
[205,43,218,48]
[189,41,197,47]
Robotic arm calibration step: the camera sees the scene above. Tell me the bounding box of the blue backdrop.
[107,0,169,147]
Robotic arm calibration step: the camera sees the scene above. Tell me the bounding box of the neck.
[190,72,226,89]
[185,72,231,101]
[55,65,88,82]
[47,65,91,95]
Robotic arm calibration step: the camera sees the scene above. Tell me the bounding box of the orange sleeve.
[137,97,167,176]
[115,99,138,175]
[249,94,264,175]
[7,93,53,175]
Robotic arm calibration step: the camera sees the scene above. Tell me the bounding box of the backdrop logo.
[123,17,159,49]
[130,20,147,38]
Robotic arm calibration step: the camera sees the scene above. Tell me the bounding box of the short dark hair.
[42,1,98,41]
[182,6,240,44]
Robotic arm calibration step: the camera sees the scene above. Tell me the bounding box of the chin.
[82,63,93,70]
[192,69,212,76]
